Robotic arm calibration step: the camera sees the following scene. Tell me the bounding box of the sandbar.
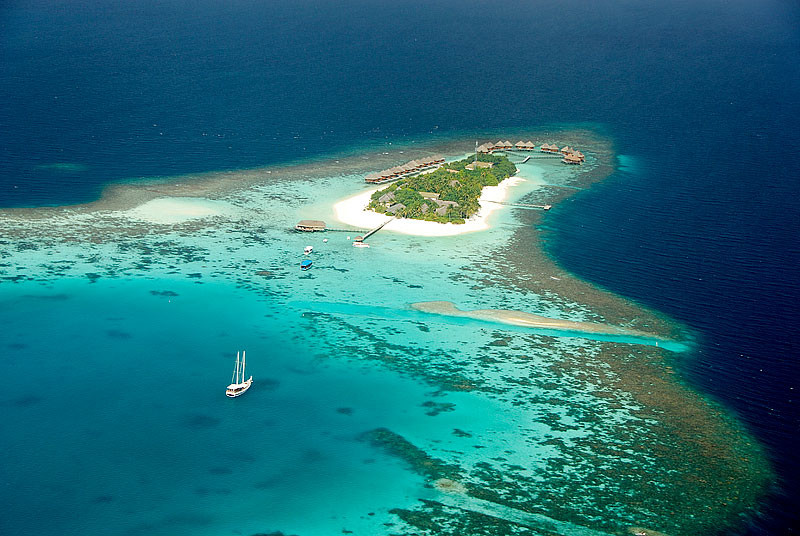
[411,301,657,337]
[120,197,232,225]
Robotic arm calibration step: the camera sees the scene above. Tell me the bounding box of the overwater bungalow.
[515,141,528,150]
[525,140,536,150]
[560,146,573,155]
[541,143,559,153]
[562,153,582,165]
[573,150,585,161]
[503,140,513,149]
[295,220,327,232]
[477,143,493,154]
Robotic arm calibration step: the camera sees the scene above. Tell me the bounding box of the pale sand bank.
[333,176,526,237]
[411,301,657,337]
[120,197,233,225]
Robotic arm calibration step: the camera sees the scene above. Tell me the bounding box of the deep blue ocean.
[2,0,799,534]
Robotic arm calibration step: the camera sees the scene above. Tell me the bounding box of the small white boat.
[303,245,313,255]
[226,351,252,398]
[353,241,370,248]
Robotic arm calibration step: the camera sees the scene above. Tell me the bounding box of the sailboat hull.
[225,376,253,397]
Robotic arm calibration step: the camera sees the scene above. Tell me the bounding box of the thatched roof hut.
[295,220,327,232]
[540,143,555,153]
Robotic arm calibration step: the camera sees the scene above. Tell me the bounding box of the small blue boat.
[300,259,312,271]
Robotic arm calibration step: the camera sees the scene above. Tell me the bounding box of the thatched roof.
[296,220,326,230]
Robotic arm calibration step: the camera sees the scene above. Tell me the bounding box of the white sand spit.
[122,197,231,225]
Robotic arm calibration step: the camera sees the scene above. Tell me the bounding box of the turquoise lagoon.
[0,146,761,536]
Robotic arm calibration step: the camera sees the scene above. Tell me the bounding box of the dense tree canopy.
[368,154,517,223]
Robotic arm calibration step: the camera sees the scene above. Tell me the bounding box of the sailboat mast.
[242,351,246,379]
[231,352,237,384]
[236,351,241,384]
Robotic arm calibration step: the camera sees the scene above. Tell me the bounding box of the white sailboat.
[225,351,253,398]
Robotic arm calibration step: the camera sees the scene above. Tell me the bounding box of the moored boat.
[300,259,312,270]
[226,351,252,398]
[303,245,313,255]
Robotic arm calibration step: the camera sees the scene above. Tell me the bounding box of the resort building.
[434,199,459,216]
[295,220,327,232]
[465,160,494,170]
[541,143,560,154]
[562,153,583,165]
[513,140,536,151]
[364,155,445,184]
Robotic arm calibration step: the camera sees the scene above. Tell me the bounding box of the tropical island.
[367,153,517,224]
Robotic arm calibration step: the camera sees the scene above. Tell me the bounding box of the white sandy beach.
[333,176,526,236]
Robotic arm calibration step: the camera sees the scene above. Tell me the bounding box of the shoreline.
[333,176,526,237]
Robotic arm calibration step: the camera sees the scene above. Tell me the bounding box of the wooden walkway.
[361,217,395,240]
[325,227,366,233]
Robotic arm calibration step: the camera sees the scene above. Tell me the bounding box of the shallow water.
[0,145,770,535]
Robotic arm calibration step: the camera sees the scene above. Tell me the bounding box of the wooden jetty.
[295,220,364,233]
[355,217,395,242]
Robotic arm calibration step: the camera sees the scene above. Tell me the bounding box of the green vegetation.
[368,154,517,223]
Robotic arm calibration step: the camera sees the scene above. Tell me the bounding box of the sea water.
[2,0,798,533]
[0,155,691,535]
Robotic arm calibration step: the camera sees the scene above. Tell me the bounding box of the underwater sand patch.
[433,478,467,494]
[121,197,232,225]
